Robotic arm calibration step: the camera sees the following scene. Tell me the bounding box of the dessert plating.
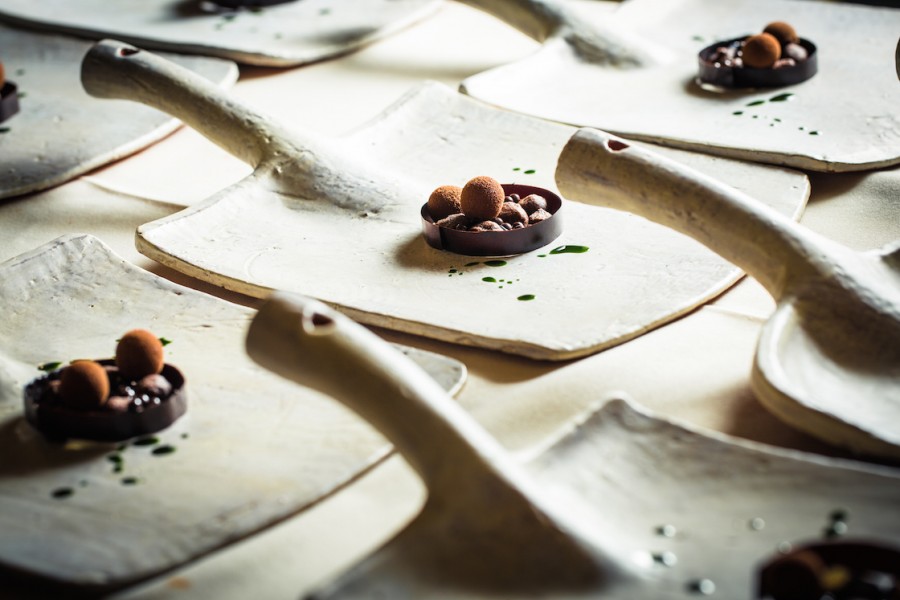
[421,176,563,256]
[24,330,186,441]
[698,21,817,88]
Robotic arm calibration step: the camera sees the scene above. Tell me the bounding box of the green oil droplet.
[108,453,123,464]
[746,100,765,107]
[133,436,159,447]
[774,118,781,122]
[484,260,507,267]
[732,111,743,116]
[52,487,74,499]
[152,445,176,456]
[121,477,139,486]
[769,93,794,102]
[549,245,589,254]
[517,294,536,301]
[465,261,480,267]
[512,167,521,172]
[524,169,536,175]
[809,131,819,136]
[537,254,547,258]
[482,277,497,283]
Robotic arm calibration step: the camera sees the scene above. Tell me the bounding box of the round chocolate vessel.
[0,81,20,123]
[697,36,817,89]
[24,360,187,442]
[421,184,563,257]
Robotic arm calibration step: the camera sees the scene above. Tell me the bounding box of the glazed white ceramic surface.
[82,41,809,361]
[460,0,900,172]
[0,25,237,200]
[557,129,900,459]
[248,293,900,599]
[0,0,440,66]
[0,235,464,591]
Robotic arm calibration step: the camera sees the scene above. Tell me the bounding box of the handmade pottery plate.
[0,234,465,592]
[0,0,440,66]
[461,0,900,172]
[0,24,237,200]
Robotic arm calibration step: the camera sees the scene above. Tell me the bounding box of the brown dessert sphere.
[427,185,463,220]
[763,21,799,45]
[116,329,165,381]
[460,176,504,221]
[742,33,781,69]
[59,360,110,409]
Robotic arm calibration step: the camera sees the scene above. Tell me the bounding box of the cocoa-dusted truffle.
[427,185,462,220]
[116,329,164,381]
[742,33,781,69]
[59,361,109,409]
[763,21,798,45]
[460,176,505,221]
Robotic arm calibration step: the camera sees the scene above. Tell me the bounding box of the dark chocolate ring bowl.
[697,36,817,89]
[421,184,563,257]
[24,360,187,442]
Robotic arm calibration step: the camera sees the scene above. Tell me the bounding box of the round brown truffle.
[116,329,164,381]
[742,33,781,69]
[763,21,798,45]
[460,176,504,221]
[59,360,110,409]
[427,185,462,220]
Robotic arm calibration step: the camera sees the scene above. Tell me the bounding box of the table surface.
[1,2,898,598]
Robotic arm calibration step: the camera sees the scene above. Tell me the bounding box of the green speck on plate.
[517,294,536,302]
[152,444,177,456]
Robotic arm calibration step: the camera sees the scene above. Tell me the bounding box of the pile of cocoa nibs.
[428,176,552,233]
[709,21,808,70]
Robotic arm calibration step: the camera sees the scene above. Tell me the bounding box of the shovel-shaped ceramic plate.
[82,40,809,361]
[0,0,439,66]
[0,235,464,593]
[557,129,900,460]
[248,293,900,599]
[0,24,237,200]
[458,0,900,172]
